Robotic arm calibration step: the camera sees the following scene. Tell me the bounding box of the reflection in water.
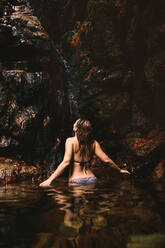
[0,178,165,248]
[51,184,98,231]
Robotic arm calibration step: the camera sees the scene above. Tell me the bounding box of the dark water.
[0,174,165,248]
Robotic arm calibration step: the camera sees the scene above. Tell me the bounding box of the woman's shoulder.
[92,140,100,149]
[65,136,76,143]
[93,139,98,145]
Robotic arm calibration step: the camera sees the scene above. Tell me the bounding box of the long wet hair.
[76,119,94,158]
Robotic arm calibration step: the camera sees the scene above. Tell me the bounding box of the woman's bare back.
[69,137,95,181]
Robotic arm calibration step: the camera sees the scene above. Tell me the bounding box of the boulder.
[0,157,44,184]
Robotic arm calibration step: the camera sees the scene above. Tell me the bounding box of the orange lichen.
[128,131,165,156]
[79,51,86,57]
[152,159,165,180]
[71,32,82,48]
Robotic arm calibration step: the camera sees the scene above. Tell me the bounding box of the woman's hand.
[39,179,52,187]
[120,169,130,175]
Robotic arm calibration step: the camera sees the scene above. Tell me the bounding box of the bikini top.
[73,160,91,166]
[72,144,94,168]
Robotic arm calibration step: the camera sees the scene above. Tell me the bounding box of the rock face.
[29,0,165,175]
[0,0,71,166]
[1,0,165,178]
[0,157,44,184]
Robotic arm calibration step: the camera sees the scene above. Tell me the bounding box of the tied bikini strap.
[74,160,91,166]
[74,159,92,174]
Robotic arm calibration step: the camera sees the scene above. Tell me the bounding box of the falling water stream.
[56,48,80,123]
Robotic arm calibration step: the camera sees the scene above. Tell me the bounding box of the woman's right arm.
[94,140,130,174]
[39,138,73,187]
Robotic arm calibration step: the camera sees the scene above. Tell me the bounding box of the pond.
[0,172,165,248]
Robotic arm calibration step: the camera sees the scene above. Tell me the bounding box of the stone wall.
[29,0,165,176]
[0,0,70,166]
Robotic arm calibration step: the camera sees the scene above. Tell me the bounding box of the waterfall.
[56,49,80,125]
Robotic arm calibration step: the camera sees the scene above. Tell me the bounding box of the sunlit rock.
[152,159,165,181]
[124,130,165,157]
[0,157,43,184]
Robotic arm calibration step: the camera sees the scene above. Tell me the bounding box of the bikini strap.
[74,160,91,166]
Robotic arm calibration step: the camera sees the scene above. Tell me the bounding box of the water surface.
[0,175,165,248]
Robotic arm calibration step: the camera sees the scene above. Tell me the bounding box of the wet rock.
[0,69,44,158]
[122,129,165,178]
[0,157,44,184]
[0,1,71,165]
[152,159,165,181]
[32,233,55,248]
[0,163,19,184]
[128,233,165,248]
[124,130,165,157]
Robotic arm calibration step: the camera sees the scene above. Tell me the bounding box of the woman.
[39,119,130,187]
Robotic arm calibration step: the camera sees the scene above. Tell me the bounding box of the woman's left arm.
[39,138,73,187]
